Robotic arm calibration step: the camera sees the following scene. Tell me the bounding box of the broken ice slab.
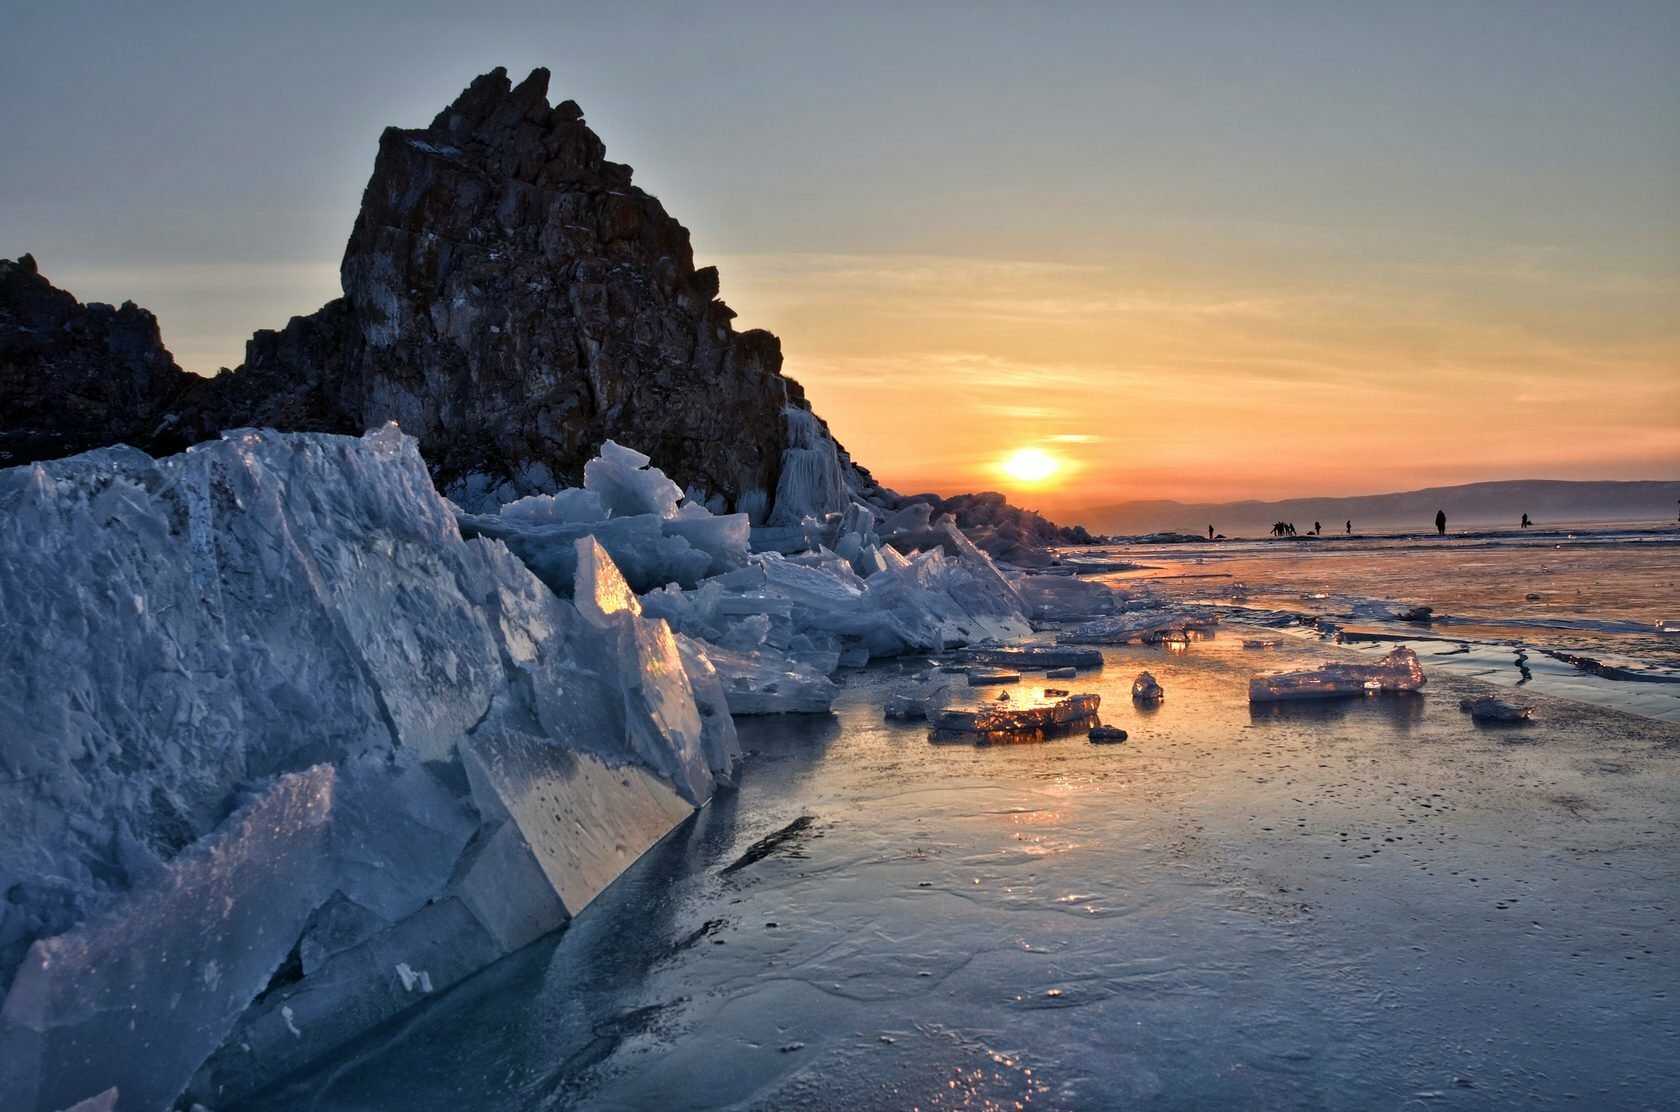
[1459,696,1534,721]
[1013,574,1128,622]
[1132,671,1164,703]
[929,692,1101,744]
[0,767,336,1112]
[967,669,1021,686]
[1088,726,1129,744]
[1242,638,1282,649]
[698,641,839,714]
[1045,666,1078,679]
[582,439,684,518]
[1248,647,1426,702]
[956,644,1104,671]
[884,676,954,722]
[1058,612,1219,645]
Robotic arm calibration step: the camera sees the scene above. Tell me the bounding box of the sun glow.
[1000,448,1062,485]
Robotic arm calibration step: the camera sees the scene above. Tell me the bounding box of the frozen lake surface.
[244,608,1679,1108]
[1087,528,1680,722]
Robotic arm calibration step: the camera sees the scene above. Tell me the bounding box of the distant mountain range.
[1070,480,1680,537]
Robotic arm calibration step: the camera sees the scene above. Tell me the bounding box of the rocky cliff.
[2,68,865,519]
[0,254,195,465]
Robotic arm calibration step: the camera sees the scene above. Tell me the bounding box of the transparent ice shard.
[1249,647,1427,702]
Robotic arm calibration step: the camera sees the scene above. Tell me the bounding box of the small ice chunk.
[1459,696,1534,721]
[959,645,1103,671]
[930,692,1101,743]
[394,963,433,993]
[1249,647,1426,702]
[1132,671,1164,702]
[967,669,1021,686]
[1059,612,1218,645]
[1088,726,1129,744]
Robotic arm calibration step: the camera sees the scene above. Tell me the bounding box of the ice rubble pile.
[460,439,1051,712]
[0,426,738,1112]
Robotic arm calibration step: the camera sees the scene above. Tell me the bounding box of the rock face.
[1,68,856,516]
[0,254,195,466]
[185,65,815,513]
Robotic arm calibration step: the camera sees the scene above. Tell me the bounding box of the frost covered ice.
[1249,647,1427,702]
[0,427,734,1111]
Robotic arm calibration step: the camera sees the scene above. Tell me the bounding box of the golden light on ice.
[1000,448,1061,484]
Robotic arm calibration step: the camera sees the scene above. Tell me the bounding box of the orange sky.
[719,248,1680,517]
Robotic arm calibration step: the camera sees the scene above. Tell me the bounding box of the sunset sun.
[1000,447,1061,484]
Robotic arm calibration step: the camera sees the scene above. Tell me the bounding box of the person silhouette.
[1345,519,1352,534]
[1435,509,1447,535]
[1521,513,1531,528]
[1313,521,1322,536]
[1208,524,1214,540]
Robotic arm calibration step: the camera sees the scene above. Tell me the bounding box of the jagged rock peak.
[0,255,194,465]
[414,67,627,192]
[2,68,862,519]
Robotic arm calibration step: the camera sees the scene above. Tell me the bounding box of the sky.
[3,1,1676,516]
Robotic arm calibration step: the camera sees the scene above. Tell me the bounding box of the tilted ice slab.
[0,427,730,1111]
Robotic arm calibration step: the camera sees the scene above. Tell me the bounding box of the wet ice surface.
[1091,530,1680,722]
[242,634,1680,1111]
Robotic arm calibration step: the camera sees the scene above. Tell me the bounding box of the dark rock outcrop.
[2,69,811,512]
[1,67,1083,541]
[183,66,797,510]
[0,254,196,465]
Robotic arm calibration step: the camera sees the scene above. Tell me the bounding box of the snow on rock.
[0,425,730,1111]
